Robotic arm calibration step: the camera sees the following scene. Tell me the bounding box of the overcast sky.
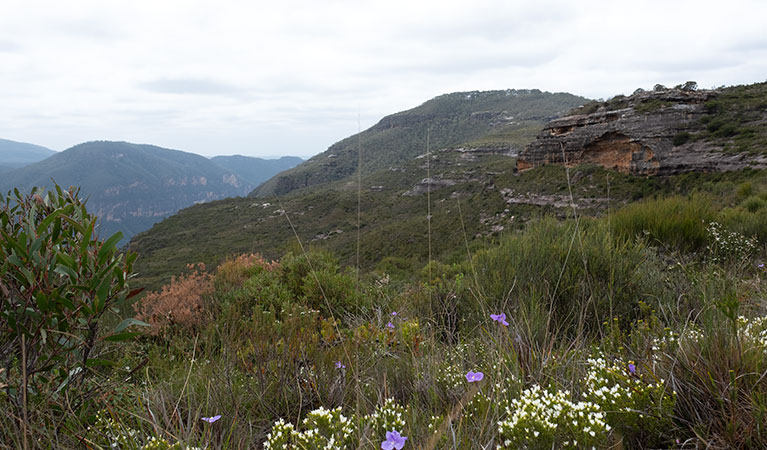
[1,0,766,158]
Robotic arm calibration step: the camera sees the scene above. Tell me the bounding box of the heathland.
[2,82,767,449]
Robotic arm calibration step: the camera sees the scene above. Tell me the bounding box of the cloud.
[138,78,244,96]
[1,0,767,158]
[53,17,125,41]
[0,40,21,52]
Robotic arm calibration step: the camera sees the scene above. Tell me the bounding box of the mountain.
[128,82,767,290]
[0,141,252,243]
[251,89,587,197]
[130,89,590,287]
[0,138,56,168]
[211,155,303,187]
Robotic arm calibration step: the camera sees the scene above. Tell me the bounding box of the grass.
[5,183,767,448]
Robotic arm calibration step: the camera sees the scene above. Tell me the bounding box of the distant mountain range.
[0,140,302,243]
[211,155,304,187]
[0,138,56,168]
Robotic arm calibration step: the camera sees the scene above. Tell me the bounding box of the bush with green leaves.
[0,186,144,438]
[472,218,666,334]
[280,249,365,320]
[610,195,714,252]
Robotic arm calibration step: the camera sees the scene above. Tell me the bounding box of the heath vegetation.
[2,170,767,449]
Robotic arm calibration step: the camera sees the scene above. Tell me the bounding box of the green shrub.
[472,218,665,334]
[718,206,767,245]
[415,261,473,343]
[279,248,366,321]
[240,269,294,314]
[300,267,362,319]
[280,248,341,298]
[672,131,691,146]
[736,182,754,198]
[610,196,714,252]
[656,310,767,448]
[740,195,765,213]
[0,186,143,443]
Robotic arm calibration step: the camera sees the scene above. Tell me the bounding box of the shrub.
[472,218,664,334]
[740,195,765,213]
[238,269,294,315]
[497,385,609,449]
[280,249,365,320]
[657,311,767,448]
[300,268,361,319]
[415,261,473,342]
[0,186,142,442]
[718,206,767,244]
[672,131,691,146]
[736,182,754,198]
[705,221,758,264]
[610,196,714,252]
[583,353,675,447]
[135,263,212,336]
[215,253,279,290]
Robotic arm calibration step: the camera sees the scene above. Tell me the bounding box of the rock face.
[517,88,767,175]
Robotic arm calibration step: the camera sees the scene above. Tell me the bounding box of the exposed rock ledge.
[516,88,767,175]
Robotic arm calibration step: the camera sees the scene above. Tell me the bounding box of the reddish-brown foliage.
[135,263,212,336]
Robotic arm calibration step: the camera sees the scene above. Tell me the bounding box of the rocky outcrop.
[517,88,767,175]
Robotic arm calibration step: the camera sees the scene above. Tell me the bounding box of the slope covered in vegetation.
[4,179,767,449]
[251,89,587,197]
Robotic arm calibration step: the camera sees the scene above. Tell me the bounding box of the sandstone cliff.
[517,84,767,175]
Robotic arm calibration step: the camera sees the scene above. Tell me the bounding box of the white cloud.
[1,0,766,158]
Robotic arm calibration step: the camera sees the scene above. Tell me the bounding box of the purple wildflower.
[490,313,509,326]
[466,371,484,382]
[335,361,346,369]
[628,363,636,375]
[759,263,765,268]
[391,311,398,316]
[201,415,221,423]
[386,322,395,329]
[381,430,407,450]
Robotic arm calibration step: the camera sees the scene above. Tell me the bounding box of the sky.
[1,0,766,159]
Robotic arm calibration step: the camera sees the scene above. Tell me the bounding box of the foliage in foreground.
[3,189,767,449]
[0,186,146,448]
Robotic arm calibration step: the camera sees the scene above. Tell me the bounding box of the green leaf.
[114,317,150,333]
[85,358,116,368]
[36,209,63,235]
[94,274,112,313]
[60,215,86,235]
[79,219,94,257]
[29,236,44,256]
[54,264,78,280]
[97,232,123,265]
[35,292,49,311]
[56,253,76,269]
[103,331,142,342]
